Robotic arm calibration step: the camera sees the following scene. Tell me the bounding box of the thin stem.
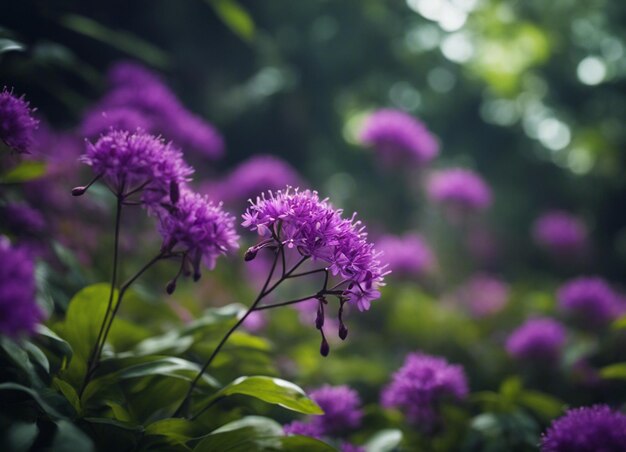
[261,255,309,297]
[252,294,319,311]
[80,195,123,397]
[286,267,327,279]
[174,248,281,418]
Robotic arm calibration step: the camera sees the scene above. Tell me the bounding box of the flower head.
[0,237,42,337]
[0,87,39,153]
[381,352,468,428]
[557,277,621,327]
[506,317,566,362]
[533,211,588,255]
[80,129,193,204]
[309,385,364,435]
[541,405,626,452]
[242,187,387,311]
[457,274,509,318]
[376,232,435,278]
[201,155,302,207]
[157,189,239,280]
[359,109,439,166]
[426,168,492,213]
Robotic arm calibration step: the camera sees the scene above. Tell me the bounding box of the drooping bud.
[315,302,325,330]
[71,186,87,196]
[244,246,258,261]
[320,335,330,357]
[339,323,348,340]
[166,279,177,294]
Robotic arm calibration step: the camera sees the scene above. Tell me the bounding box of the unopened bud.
[72,186,87,196]
[166,279,177,295]
[320,337,330,357]
[244,247,258,261]
[339,323,348,340]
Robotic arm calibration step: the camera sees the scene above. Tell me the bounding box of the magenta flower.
[541,405,626,452]
[242,187,387,311]
[359,109,439,166]
[80,129,193,204]
[0,237,42,337]
[557,277,622,327]
[426,168,492,213]
[157,189,239,280]
[376,232,435,278]
[457,274,509,317]
[506,317,566,362]
[533,211,588,255]
[381,352,468,428]
[283,421,323,439]
[0,87,39,153]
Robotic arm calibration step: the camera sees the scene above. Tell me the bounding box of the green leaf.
[600,362,626,380]
[0,382,66,419]
[50,420,94,452]
[35,325,73,370]
[59,14,168,68]
[279,436,335,451]
[204,376,323,415]
[365,429,403,452]
[499,376,522,401]
[0,161,46,183]
[0,38,25,54]
[193,416,282,452]
[52,378,81,414]
[518,390,564,420]
[0,337,44,387]
[209,0,255,42]
[145,418,200,444]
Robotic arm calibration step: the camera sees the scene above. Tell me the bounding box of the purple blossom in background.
[283,421,323,439]
[0,237,42,337]
[157,189,239,279]
[533,211,588,255]
[242,188,388,311]
[376,232,435,278]
[0,87,39,153]
[541,405,626,452]
[200,155,302,207]
[0,203,46,237]
[359,109,439,166]
[81,61,223,159]
[242,310,267,333]
[557,277,621,327]
[381,352,468,428]
[505,317,566,362]
[309,385,364,435]
[80,129,193,204]
[426,168,492,213]
[341,443,365,452]
[457,274,509,317]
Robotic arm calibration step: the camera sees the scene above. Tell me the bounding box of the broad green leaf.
[35,325,73,370]
[134,331,194,356]
[24,341,50,374]
[53,378,81,414]
[279,436,335,451]
[4,422,38,451]
[145,418,200,444]
[365,429,403,452]
[0,38,24,54]
[600,362,626,380]
[0,161,46,183]
[60,14,168,68]
[209,0,255,42]
[50,420,94,452]
[193,416,282,452]
[204,376,322,415]
[518,390,564,420]
[0,383,66,419]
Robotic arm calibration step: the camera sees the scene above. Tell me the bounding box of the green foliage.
[0,161,46,183]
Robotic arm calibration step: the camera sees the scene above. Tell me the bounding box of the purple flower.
[359,109,439,166]
[283,421,323,439]
[381,352,468,428]
[0,87,39,153]
[0,203,46,237]
[505,317,566,362]
[426,168,492,213]
[557,277,622,327]
[533,211,588,255]
[376,232,435,278]
[242,310,267,333]
[340,444,365,452]
[309,385,364,435]
[81,61,224,159]
[242,188,388,311]
[80,129,193,204]
[457,274,509,318]
[201,155,302,207]
[541,405,626,452]
[157,189,239,280]
[0,237,42,337]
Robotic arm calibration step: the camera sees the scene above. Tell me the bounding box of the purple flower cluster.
[81,61,223,158]
[80,129,193,204]
[359,109,439,166]
[457,274,509,318]
[533,211,588,255]
[242,188,387,311]
[284,385,363,439]
[0,87,39,153]
[557,277,621,327]
[157,190,239,279]
[0,203,46,237]
[201,155,302,207]
[505,317,566,362]
[376,233,435,278]
[541,405,626,452]
[381,352,468,427]
[426,168,492,213]
[0,237,42,337]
